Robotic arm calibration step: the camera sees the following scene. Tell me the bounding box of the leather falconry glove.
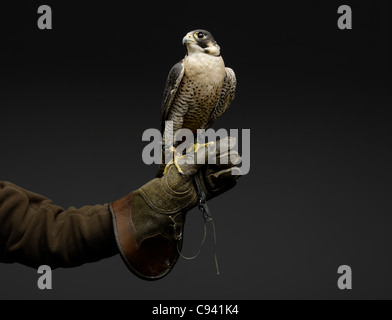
[110,136,241,280]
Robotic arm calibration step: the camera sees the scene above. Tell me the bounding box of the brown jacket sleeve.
[0,181,118,269]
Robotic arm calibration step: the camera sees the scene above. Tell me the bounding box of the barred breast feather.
[161,52,236,135]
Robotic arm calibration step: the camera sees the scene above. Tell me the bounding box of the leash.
[175,174,220,275]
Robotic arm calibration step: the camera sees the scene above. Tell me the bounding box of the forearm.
[0,181,118,269]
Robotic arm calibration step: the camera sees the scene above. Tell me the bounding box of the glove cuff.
[109,191,184,281]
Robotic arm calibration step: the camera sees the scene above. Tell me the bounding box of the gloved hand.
[110,136,241,280]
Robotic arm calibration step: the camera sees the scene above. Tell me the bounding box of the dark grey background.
[0,0,390,299]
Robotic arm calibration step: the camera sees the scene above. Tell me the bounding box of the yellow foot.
[162,154,186,175]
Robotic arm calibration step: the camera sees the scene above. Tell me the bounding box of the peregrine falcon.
[161,29,236,173]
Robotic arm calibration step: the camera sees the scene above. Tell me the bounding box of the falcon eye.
[195,32,205,39]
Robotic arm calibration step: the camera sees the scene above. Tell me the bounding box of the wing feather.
[206,67,236,129]
[160,61,184,133]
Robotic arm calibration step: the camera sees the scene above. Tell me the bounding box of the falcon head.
[182,30,221,56]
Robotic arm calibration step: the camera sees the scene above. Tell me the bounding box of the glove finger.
[205,166,242,188]
[216,150,242,166]
[205,151,242,175]
[214,136,237,157]
[202,166,241,200]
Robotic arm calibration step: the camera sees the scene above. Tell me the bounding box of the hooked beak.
[182,33,195,45]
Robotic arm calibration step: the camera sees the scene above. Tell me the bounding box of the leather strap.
[176,175,220,275]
